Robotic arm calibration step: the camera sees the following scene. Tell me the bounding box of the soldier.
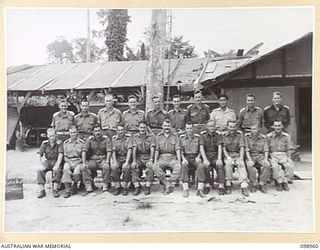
[186,90,210,134]
[51,99,75,142]
[74,99,98,140]
[168,95,188,135]
[238,93,263,132]
[131,121,156,196]
[267,120,294,191]
[146,95,168,135]
[122,95,145,135]
[199,120,224,196]
[153,119,182,195]
[244,124,271,194]
[111,123,133,196]
[97,94,122,139]
[222,120,249,196]
[210,94,236,134]
[61,126,85,198]
[81,124,113,194]
[36,128,63,198]
[264,92,291,132]
[180,123,206,198]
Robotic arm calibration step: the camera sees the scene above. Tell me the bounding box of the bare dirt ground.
[4,148,314,232]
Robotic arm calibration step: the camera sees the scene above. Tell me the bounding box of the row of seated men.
[37,117,294,199]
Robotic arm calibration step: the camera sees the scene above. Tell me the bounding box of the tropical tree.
[47,38,75,64]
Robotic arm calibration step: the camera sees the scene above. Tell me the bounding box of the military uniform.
[244,132,271,186]
[82,135,113,188]
[264,105,290,131]
[132,133,156,185]
[146,108,168,135]
[238,106,263,132]
[112,134,133,183]
[180,133,205,183]
[122,109,145,134]
[61,137,85,185]
[74,112,98,140]
[153,132,181,182]
[210,107,236,133]
[222,131,249,188]
[51,111,75,141]
[199,131,224,186]
[97,107,122,138]
[267,131,294,184]
[168,108,188,134]
[37,139,63,185]
[186,103,210,134]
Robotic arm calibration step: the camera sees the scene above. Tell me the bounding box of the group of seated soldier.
[36,90,294,199]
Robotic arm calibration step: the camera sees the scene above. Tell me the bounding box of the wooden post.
[145,9,167,111]
[86,9,91,63]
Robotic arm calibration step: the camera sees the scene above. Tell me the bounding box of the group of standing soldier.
[36,90,294,199]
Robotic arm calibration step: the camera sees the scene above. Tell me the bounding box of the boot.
[283,182,290,191]
[133,187,140,196]
[71,182,78,195]
[218,188,225,195]
[241,188,249,197]
[197,189,205,198]
[258,184,268,194]
[225,186,232,195]
[113,187,121,196]
[64,183,71,198]
[52,189,60,198]
[144,186,151,195]
[183,190,189,198]
[276,182,283,191]
[203,187,210,194]
[37,190,46,199]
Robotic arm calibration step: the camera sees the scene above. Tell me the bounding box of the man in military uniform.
[111,123,133,196]
[36,128,63,198]
[267,120,294,191]
[81,124,113,194]
[244,124,271,194]
[180,123,205,198]
[222,120,249,196]
[199,120,224,196]
[51,99,75,142]
[187,90,210,134]
[146,95,168,135]
[131,121,156,196]
[168,95,188,135]
[74,99,98,140]
[210,94,236,134]
[238,93,263,132]
[153,119,182,195]
[61,126,85,198]
[98,94,122,139]
[122,95,145,135]
[264,92,291,132]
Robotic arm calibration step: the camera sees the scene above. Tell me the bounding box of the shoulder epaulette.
[168,109,173,114]
[157,131,164,136]
[112,135,118,140]
[125,133,131,137]
[266,132,274,137]
[78,138,85,143]
[123,110,129,114]
[133,133,140,138]
[52,112,59,117]
[194,133,200,137]
[180,134,186,138]
[187,104,193,109]
[102,135,109,140]
[264,106,271,110]
[282,132,290,137]
[204,104,209,108]
[147,109,154,113]
[97,108,105,114]
[42,139,49,144]
[139,110,145,114]
[237,130,243,134]
[284,105,290,109]
[88,135,94,140]
[64,138,71,144]
[74,113,80,119]
[240,107,246,112]
[244,132,251,137]
[260,134,266,138]
[182,109,188,112]
[68,110,75,116]
[56,139,62,145]
[200,131,207,135]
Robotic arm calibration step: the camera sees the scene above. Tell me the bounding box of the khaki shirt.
[37,139,63,161]
[156,132,181,155]
[199,131,222,158]
[180,133,200,156]
[187,104,210,124]
[244,133,268,157]
[98,107,122,130]
[83,135,112,159]
[122,109,145,131]
[112,134,133,158]
[133,133,156,158]
[210,107,236,131]
[264,104,290,130]
[51,111,75,132]
[146,109,168,129]
[267,131,293,153]
[63,137,85,163]
[238,106,263,130]
[168,108,188,130]
[74,112,98,134]
[222,131,245,153]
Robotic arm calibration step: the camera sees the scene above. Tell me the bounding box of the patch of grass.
[136,202,153,210]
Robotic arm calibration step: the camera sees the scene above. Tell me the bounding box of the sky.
[5,7,314,67]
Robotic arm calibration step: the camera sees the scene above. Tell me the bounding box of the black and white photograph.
[4,6,314,233]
